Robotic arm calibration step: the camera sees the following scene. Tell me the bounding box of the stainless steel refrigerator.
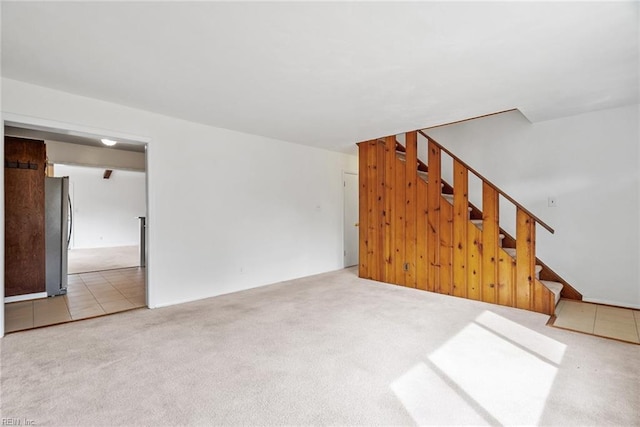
[45,176,70,296]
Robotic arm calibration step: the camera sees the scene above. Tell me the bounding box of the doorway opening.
[3,120,149,334]
[343,171,359,268]
[57,163,145,275]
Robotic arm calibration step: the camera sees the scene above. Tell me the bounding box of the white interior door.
[344,172,359,267]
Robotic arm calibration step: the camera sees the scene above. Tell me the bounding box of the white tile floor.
[553,299,640,344]
[68,246,140,274]
[5,267,145,333]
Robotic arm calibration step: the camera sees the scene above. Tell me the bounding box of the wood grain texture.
[404,132,418,288]
[467,224,482,300]
[538,259,582,300]
[481,183,499,304]
[374,141,385,281]
[415,179,428,290]
[497,247,516,307]
[357,134,575,316]
[4,137,46,297]
[366,141,379,280]
[383,136,395,284]
[533,279,555,315]
[426,141,441,292]
[439,198,453,295]
[515,208,535,310]
[504,227,582,301]
[394,154,406,286]
[452,160,468,298]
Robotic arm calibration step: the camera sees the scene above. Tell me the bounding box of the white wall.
[426,106,640,308]
[47,140,145,171]
[54,164,146,249]
[2,78,357,312]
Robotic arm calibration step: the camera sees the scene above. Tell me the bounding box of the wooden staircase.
[357,131,581,316]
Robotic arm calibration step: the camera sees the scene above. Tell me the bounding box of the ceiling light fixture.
[101,138,117,146]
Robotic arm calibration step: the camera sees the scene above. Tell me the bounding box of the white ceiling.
[2,1,638,153]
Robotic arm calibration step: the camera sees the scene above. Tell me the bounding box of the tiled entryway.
[552,299,640,344]
[4,267,145,333]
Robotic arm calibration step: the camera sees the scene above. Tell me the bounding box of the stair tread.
[500,248,543,274]
[540,280,563,295]
[503,247,517,256]
[469,219,505,237]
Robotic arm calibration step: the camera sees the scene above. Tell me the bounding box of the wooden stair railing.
[417,130,555,233]
[358,131,582,316]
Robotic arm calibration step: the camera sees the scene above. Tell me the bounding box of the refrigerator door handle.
[67,193,73,247]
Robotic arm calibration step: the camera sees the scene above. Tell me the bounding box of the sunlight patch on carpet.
[391,363,490,425]
[391,311,567,426]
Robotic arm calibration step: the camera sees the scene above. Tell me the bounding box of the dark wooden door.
[4,136,46,297]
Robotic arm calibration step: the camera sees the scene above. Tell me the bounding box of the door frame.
[1,113,152,338]
[343,170,359,268]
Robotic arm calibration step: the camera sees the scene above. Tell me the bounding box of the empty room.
[1,1,638,426]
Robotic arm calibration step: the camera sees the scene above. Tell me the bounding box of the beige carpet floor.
[1,268,638,426]
[67,245,140,274]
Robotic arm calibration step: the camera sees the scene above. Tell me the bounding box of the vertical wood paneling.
[394,155,407,286]
[357,133,559,317]
[452,160,468,298]
[358,143,369,278]
[467,224,482,300]
[405,132,418,288]
[439,199,453,295]
[515,208,535,310]
[416,179,428,290]
[481,183,499,304]
[533,279,554,315]
[364,142,376,280]
[426,141,441,292]
[383,136,395,283]
[497,248,516,306]
[373,141,386,281]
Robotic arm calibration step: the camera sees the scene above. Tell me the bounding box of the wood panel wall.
[5,137,47,297]
[357,135,556,315]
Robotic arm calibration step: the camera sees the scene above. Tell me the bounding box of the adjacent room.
[1,1,638,426]
[58,163,145,274]
[3,126,147,332]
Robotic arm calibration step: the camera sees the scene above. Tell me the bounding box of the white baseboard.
[4,292,48,303]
